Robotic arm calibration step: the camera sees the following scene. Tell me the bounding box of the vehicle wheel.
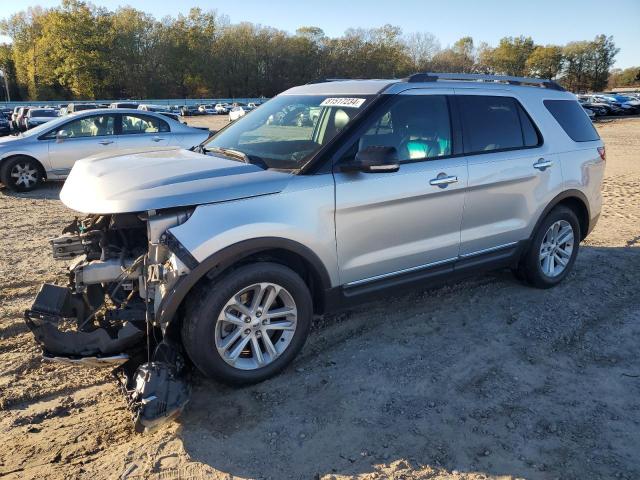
[517,206,580,289]
[0,156,43,192]
[182,262,312,385]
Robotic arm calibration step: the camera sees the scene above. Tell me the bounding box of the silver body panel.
[51,80,603,291]
[59,148,292,214]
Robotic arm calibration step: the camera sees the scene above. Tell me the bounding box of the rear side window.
[458,96,541,154]
[543,100,599,142]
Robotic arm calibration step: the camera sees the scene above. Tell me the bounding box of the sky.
[1,0,638,69]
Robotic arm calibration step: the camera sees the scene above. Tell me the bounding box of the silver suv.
[25,73,605,430]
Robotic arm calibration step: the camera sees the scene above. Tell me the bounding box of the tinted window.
[517,104,541,147]
[352,95,452,163]
[30,110,58,117]
[459,96,534,153]
[121,114,169,134]
[49,114,115,138]
[544,100,600,142]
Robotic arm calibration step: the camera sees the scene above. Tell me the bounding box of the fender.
[156,236,333,328]
[529,189,591,242]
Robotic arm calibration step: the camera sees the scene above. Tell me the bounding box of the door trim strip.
[459,241,518,259]
[345,241,518,288]
[345,257,457,287]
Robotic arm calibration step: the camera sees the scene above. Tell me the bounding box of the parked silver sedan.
[0,109,211,191]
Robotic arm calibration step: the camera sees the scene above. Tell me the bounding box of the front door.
[45,113,118,176]
[333,90,467,286]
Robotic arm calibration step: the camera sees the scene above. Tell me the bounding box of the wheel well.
[175,247,327,333]
[0,154,47,180]
[556,196,589,240]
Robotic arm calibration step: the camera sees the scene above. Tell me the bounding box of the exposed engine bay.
[24,210,194,432]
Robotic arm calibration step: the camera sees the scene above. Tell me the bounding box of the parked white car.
[198,105,216,115]
[0,109,211,191]
[138,104,171,113]
[25,109,59,130]
[214,103,228,114]
[228,106,251,122]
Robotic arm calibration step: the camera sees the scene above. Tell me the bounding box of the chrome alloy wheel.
[10,162,39,189]
[215,282,297,370]
[539,220,574,277]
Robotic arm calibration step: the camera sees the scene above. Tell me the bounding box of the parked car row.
[577,92,640,117]
[0,100,267,135]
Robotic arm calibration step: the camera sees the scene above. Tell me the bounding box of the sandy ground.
[0,117,639,480]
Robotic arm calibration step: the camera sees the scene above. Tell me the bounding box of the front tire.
[517,206,581,289]
[182,263,312,385]
[0,156,44,192]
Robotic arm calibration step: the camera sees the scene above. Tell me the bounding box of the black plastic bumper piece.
[24,283,145,357]
[125,361,191,433]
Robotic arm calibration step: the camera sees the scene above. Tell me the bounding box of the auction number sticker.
[319,98,366,108]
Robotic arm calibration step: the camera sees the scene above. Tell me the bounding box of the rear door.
[116,113,173,149]
[44,113,118,175]
[455,91,562,256]
[333,89,468,286]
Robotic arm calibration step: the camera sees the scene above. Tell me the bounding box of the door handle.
[152,136,165,142]
[533,158,553,171]
[99,140,113,145]
[429,175,458,187]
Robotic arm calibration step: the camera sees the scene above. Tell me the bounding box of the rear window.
[543,100,599,142]
[458,96,541,154]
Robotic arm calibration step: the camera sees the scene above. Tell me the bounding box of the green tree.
[525,45,563,79]
[608,66,640,88]
[486,36,535,76]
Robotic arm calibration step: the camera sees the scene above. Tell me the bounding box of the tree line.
[0,0,632,101]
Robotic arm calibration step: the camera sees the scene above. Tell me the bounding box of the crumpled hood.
[60,147,293,214]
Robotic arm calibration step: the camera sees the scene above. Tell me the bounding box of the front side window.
[202,94,374,170]
[121,114,169,134]
[347,95,452,163]
[52,114,115,138]
[458,95,539,154]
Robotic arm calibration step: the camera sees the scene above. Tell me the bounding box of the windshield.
[202,94,373,170]
[31,110,58,117]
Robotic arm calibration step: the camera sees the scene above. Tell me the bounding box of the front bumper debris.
[116,358,191,433]
[24,284,145,358]
[24,283,191,432]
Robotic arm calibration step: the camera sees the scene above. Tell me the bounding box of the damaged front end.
[24,210,195,432]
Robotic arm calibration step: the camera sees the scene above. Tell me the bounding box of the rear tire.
[517,206,581,289]
[181,262,312,385]
[0,156,44,192]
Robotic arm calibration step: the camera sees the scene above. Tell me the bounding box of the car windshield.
[201,94,373,170]
[31,110,58,117]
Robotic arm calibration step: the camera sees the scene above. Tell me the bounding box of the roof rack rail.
[406,72,565,91]
[306,78,357,84]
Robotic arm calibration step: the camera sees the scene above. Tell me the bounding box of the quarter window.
[352,95,452,163]
[121,114,169,134]
[543,100,600,142]
[458,95,540,154]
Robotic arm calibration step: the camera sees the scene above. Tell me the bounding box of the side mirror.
[340,146,400,173]
[56,129,69,143]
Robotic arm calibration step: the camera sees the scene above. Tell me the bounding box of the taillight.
[597,146,606,162]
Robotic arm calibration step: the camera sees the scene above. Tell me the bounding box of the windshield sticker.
[319,98,366,108]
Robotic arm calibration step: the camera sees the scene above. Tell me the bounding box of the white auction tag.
[319,98,366,108]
